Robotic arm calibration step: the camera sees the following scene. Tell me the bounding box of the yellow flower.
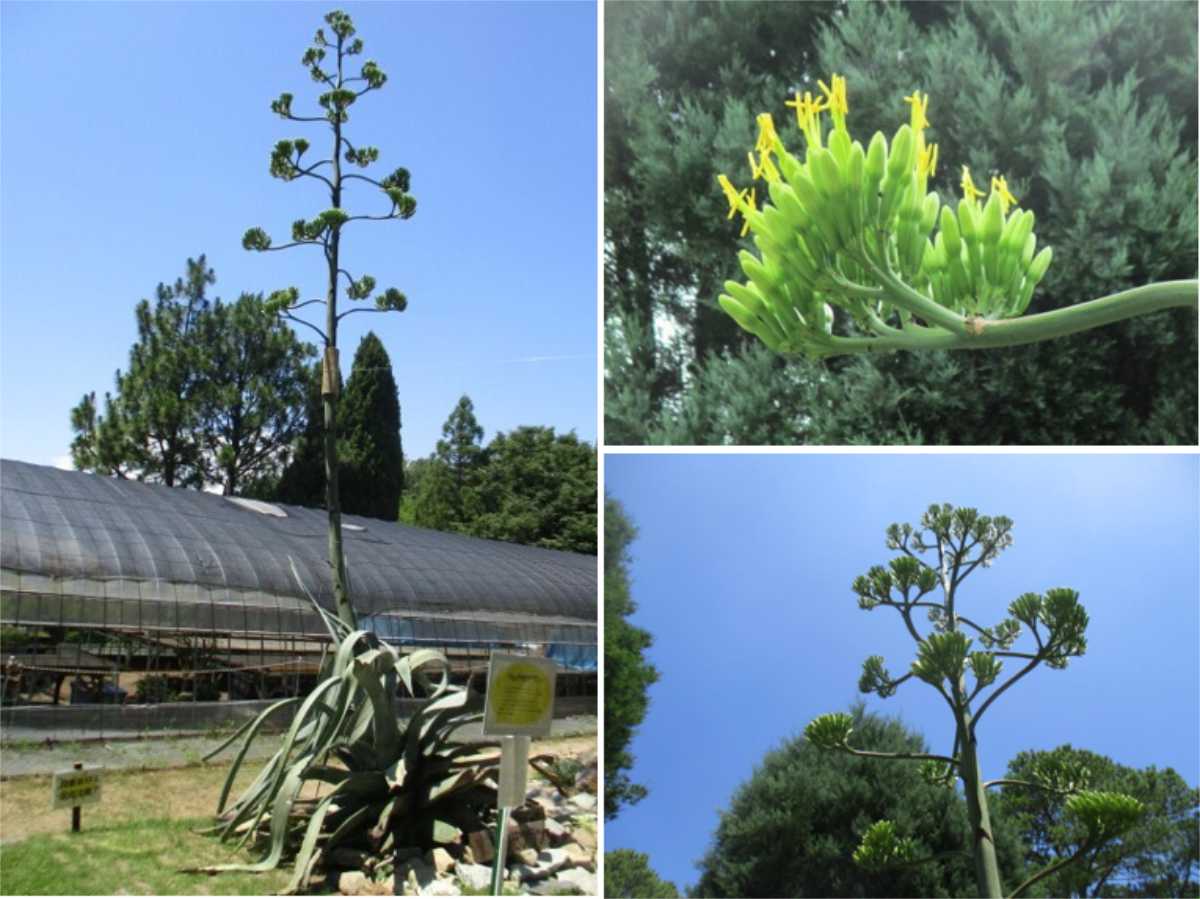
[918,142,939,179]
[818,74,848,119]
[755,112,781,157]
[748,150,779,182]
[785,90,828,141]
[741,187,756,236]
[904,91,930,133]
[991,175,1017,213]
[718,174,744,219]
[961,166,986,203]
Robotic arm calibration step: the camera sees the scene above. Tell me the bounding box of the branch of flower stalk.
[1007,841,1097,899]
[983,778,1077,795]
[970,652,1044,736]
[838,745,961,767]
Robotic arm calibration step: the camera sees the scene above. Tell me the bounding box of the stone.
[338,871,369,895]
[555,867,598,896]
[433,821,463,845]
[516,848,539,866]
[465,829,494,865]
[455,862,492,893]
[397,859,436,891]
[570,824,597,853]
[543,816,567,843]
[561,842,593,870]
[567,792,596,812]
[511,847,569,883]
[426,848,455,877]
[420,878,461,896]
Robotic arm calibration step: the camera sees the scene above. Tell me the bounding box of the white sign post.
[482,652,557,895]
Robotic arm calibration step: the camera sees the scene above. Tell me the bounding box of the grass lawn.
[0,817,291,895]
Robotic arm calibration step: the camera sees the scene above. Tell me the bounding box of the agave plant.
[194,596,513,893]
[718,75,1197,357]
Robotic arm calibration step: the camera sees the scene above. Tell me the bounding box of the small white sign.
[52,767,102,810]
[483,652,557,738]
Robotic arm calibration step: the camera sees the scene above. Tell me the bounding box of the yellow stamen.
[904,91,930,133]
[961,166,986,203]
[818,74,848,118]
[919,143,939,179]
[718,174,744,219]
[740,187,756,237]
[991,175,1017,213]
[786,90,828,139]
[755,113,780,157]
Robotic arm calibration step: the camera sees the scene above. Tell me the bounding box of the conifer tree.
[605,1,1198,445]
[71,258,313,491]
[243,9,417,626]
[339,331,403,520]
[605,498,658,819]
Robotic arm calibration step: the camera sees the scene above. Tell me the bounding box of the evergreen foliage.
[399,397,596,555]
[605,848,680,898]
[604,1,1198,445]
[997,745,1200,898]
[604,498,658,819]
[694,706,1028,898]
[338,332,404,520]
[70,257,315,492]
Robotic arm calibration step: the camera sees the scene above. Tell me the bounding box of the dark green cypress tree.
[605,0,1198,445]
[338,331,404,520]
[694,706,1030,899]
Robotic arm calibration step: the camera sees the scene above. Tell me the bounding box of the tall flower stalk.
[718,76,1197,358]
[806,504,1143,898]
[243,10,416,627]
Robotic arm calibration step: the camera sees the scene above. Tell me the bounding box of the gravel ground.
[0,714,596,778]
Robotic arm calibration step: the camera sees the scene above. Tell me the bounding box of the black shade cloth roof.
[0,460,596,643]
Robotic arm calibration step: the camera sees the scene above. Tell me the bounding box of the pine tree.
[434,395,485,526]
[339,331,404,520]
[71,258,313,490]
[604,0,1198,445]
[200,293,314,496]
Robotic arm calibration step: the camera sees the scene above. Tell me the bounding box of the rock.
[420,878,461,896]
[516,848,539,865]
[403,869,421,897]
[570,824,597,853]
[461,846,475,866]
[455,862,492,893]
[556,867,598,896]
[567,792,596,812]
[511,847,569,883]
[426,848,455,877]
[433,821,463,845]
[338,870,368,895]
[465,829,494,865]
[574,752,598,794]
[508,802,547,853]
[543,817,567,843]
[561,842,593,870]
[529,880,584,896]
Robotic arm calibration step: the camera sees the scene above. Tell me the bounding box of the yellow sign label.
[52,769,102,809]
[491,662,552,726]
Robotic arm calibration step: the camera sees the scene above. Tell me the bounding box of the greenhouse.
[0,459,597,737]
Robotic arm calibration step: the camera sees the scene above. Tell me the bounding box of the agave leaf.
[212,696,303,813]
[282,792,339,894]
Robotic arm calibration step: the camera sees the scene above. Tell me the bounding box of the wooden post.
[71,762,82,833]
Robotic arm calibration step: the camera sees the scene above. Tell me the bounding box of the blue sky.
[1,1,596,470]
[605,453,1200,891]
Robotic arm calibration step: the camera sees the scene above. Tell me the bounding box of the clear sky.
[605,452,1200,891]
[1,1,596,470]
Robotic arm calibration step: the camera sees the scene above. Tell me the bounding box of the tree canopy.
[399,398,596,555]
[604,497,659,819]
[996,745,1199,898]
[694,705,1028,898]
[70,256,314,493]
[605,0,1197,445]
[338,332,404,520]
[605,848,680,899]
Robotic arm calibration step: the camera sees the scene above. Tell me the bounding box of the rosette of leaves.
[194,595,507,893]
[717,76,1197,358]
